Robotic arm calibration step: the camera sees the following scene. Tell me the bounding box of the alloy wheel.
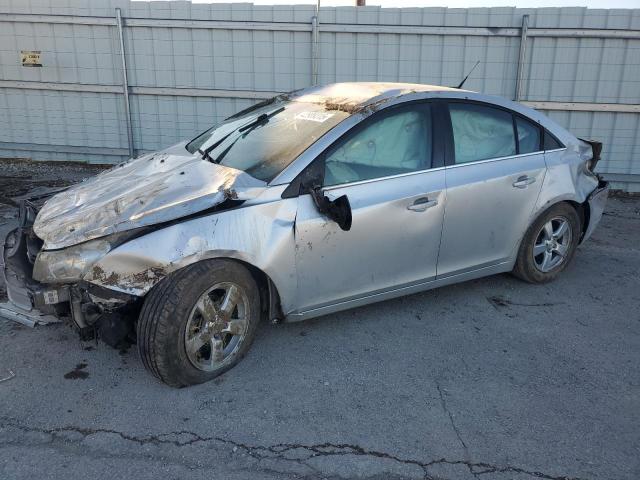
[532,216,572,273]
[184,282,249,371]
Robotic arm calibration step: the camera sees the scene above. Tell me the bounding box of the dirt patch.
[0,158,109,207]
[609,189,640,199]
[223,188,238,200]
[91,265,121,286]
[323,99,364,114]
[129,266,166,285]
[323,97,390,116]
[63,362,89,380]
[487,296,560,309]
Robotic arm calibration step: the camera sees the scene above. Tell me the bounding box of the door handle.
[512,175,536,189]
[407,197,438,212]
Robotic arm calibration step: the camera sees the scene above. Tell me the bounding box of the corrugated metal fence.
[1,1,639,190]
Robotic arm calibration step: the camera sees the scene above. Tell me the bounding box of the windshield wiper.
[199,106,284,163]
[239,106,285,133]
[199,130,235,162]
[211,106,285,164]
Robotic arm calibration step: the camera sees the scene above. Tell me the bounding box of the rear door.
[437,101,546,277]
[293,102,447,313]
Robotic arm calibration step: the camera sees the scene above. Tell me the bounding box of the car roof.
[291,82,465,112]
[288,82,574,144]
[270,82,578,186]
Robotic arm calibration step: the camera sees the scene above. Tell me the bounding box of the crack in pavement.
[0,416,590,480]
[436,381,479,479]
[436,382,468,451]
[436,381,489,478]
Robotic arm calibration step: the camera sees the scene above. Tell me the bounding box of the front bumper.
[582,179,609,243]
[1,202,71,325]
[0,200,69,313]
[3,233,69,311]
[1,201,136,328]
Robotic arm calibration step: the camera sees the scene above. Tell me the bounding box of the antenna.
[456,61,480,89]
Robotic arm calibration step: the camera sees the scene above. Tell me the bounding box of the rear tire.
[513,203,580,284]
[137,259,260,387]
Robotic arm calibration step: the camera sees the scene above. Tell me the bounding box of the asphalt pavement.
[1,159,639,480]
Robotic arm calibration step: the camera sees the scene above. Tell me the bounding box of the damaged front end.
[1,142,273,347]
[1,144,268,345]
[1,198,140,343]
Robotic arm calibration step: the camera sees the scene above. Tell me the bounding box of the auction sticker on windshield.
[295,111,334,123]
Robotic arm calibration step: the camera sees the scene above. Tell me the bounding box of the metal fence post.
[115,8,135,158]
[311,15,319,85]
[514,14,529,102]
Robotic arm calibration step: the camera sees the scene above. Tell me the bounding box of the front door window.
[324,105,433,186]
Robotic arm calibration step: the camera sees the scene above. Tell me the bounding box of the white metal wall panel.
[318,32,521,97]
[0,21,121,85]
[129,94,255,152]
[0,88,127,156]
[525,37,640,103]
[546,110,640,174]
[0,0,638,189]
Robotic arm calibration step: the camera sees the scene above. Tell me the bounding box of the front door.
[437,102,547,277]
[292,102,446,313]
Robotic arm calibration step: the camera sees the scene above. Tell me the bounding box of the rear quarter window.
[544,130,564,150]
[516,117,542,154]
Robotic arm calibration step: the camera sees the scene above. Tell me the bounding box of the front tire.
[513,202,581,284]
[137,259,260,387]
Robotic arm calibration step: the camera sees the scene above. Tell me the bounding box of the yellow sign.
[21,50,42,67]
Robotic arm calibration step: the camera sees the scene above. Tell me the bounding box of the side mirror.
[309,186,352,231]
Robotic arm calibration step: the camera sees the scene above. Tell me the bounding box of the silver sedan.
[2,83,609,386]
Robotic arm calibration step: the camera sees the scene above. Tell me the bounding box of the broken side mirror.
[310,186,352,231]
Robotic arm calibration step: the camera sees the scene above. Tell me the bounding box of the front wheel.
[513,203,581,284]
[137,259,261,387]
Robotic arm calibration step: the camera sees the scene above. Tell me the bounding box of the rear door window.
[449,103,516,164]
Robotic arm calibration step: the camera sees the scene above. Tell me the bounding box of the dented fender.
[530,139,607,244]
[82,194,299,314]
[534,143,599,214]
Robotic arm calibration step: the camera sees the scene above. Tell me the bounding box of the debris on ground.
[0,369,15,383]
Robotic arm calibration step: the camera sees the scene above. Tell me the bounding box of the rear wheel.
[137,259,260,387]
[513,203,581,284]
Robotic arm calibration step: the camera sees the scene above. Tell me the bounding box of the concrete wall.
[0,1,638,190]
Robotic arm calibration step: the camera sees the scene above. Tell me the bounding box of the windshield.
[186,100,350,182]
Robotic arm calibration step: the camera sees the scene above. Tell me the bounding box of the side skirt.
[284,261,514,322]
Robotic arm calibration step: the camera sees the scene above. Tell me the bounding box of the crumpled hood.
[33,142,267,249]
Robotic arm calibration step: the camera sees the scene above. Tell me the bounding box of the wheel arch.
[84,246,292,321]
[154,255,286,324]
[224,257,285,323]
[536,197,588,243]
[512,198,583,263]
[82,201,298,315]
[512,200,582,283]
[564,200,587,237]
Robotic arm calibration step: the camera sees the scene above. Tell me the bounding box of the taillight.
[579,138,602,172]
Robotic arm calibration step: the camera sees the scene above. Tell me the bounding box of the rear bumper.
[582,180,609,243]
